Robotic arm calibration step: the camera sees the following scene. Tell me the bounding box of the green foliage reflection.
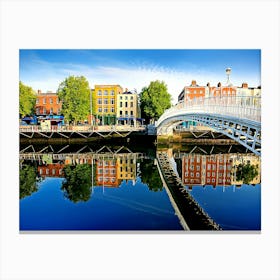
[140,159,163,192]
[61,164,92,203]
[235,163,259,184]
[20,165,38,199]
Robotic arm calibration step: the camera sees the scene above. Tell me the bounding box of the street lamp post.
[90,89,93,126]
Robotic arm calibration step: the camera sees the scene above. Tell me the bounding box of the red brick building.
[35,90,62,115]
[96,158,118,187]
[182,154,232,187]
[38,163,64,178]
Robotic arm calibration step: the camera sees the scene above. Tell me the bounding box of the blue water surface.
[20,177,183,231]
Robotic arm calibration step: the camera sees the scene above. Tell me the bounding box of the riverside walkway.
[19,125,147,139]
[156,151,221,231]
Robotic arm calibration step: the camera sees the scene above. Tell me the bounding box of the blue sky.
[20,49,261,103]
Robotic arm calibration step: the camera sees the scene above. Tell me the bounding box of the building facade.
[116,89,140,125]
[94,85,123,125]
[35,90,62,115]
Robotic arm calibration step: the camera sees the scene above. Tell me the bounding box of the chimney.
[217,82,221,87]
[191,80,196,86]
[38,90,41,94]
[207,82,210,87]
[242,83,248,88]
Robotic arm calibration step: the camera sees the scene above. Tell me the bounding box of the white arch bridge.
[156,96,261,156]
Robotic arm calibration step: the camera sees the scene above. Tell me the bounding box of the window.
[50,108,53,114]
[130,111,133,116]
[200,90,203,94]
[52,169,56,175]
[36,108,40,115]
[43,98,46,104]
[56,98,59,104]
[104,108,108,113]
[125,111,128,116]
[212,164,216,170]
[125,102,128,107]
[98,90,102,96]
[50,98,53,104]
[197,156,200,163]
[111,108,114,113]
[111,90,115,95]
[212,178,215,183]
[207,172,210,177]
[194,90,196,94]
[120,96,123,100]
[207,164,211,170]
[190,172,194,177]
[59,169,62,175]
[207,178,210,183]
[196,172,200,177]
[185,172,189,177]
[190,165,194,170]
[120,102,123,107]
[110,98,114,104]
[104,99,108,105]
[98,98,102,104]
[39,169,43,175]
[212,172,215,177]
[46,169,49,175]
[36,99,39,104]
[130,102,133,107]
[125,96,128,100]
[104,90,108,95]
[130,96,133,100]
[43,108,46,114]
[196,165,200,171]
[120,110,123,116]
[98,107,102,112]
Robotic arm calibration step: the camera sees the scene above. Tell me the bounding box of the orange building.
[182,154,232,187]
[178,81,236,103]
[38,163,64,177]
[178,80,206,103]
[96,158,118,187]
[35,90,62,115]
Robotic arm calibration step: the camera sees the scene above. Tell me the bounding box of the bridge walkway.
[156,151,222,231]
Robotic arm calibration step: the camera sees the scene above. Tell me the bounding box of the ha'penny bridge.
[156,96,261,156]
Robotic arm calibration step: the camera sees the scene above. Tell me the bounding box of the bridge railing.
[156,96,261,126]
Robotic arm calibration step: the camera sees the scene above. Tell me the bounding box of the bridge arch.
[156,96,261,156]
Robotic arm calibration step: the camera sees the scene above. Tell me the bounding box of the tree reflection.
[20,165,38,199]
[61,164,92,203]
[140,159,163,192]
[235,163,259,184]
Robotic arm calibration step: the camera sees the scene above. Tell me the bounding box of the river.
[19,143,261,231]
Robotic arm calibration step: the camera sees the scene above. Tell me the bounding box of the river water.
[19,143,261,231]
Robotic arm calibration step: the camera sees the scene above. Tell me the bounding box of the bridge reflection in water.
[19,144,261,231]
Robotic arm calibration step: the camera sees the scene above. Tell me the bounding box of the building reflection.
[182,153,261,188]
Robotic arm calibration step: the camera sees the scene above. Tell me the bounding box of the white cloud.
[21,60,260,104]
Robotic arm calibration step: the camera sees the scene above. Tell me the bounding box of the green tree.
[61,164,93,203]
[140,80,172,123]
[235,163,259,184]
[20,165,38,199]
[140,159,163,192]
[19,81,36,117]
[57,76,91,124]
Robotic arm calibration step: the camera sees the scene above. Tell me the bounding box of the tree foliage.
[61,164,93,203]
[140,159,163,192]
[19,81,36,117]
[235,163,259,184]
[20,165,38,199]
[57,76,91,123]
[140,80,172,122]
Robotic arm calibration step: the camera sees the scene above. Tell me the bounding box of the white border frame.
[1,0,280,279]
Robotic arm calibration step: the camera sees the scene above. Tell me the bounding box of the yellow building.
[94,85,123,125]
[117,154,137,184]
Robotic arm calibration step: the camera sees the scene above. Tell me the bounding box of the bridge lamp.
[226,67,232,86]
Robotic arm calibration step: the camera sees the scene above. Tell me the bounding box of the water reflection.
[19,144,261,230]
